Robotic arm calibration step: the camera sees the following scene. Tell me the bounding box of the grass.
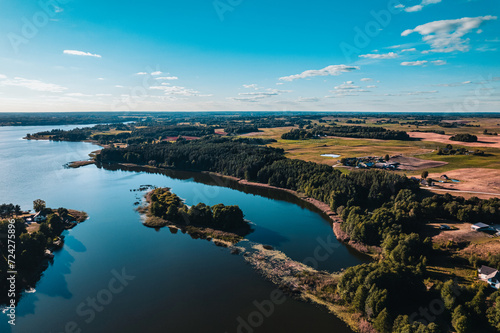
[90,130,131,137]
[243,127,500,173]
[413,150,500,173]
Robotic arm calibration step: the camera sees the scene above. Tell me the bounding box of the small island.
[140,188,252,245]
[0,200,88,305]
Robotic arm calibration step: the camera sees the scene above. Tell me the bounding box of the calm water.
[0,125,368,333]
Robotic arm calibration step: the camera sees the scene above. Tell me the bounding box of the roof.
[479,265,498,276]
[472,222,490,229]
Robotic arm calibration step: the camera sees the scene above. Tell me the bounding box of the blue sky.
[0,0,499,112]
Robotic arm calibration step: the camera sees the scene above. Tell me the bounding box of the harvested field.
[388,155,448,171]
[427,221,493,244]
[409,132,500,148]
[427,168,500,197]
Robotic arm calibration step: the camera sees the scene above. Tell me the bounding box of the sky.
[0,0,499,112]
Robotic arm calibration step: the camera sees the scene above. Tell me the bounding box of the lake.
[0,125,368,333]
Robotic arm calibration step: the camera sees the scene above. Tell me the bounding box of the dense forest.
[281,125,411,141]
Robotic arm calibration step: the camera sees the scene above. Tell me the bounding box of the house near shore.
[478,266,500,289]
[33,211,47,223]
[471,222,491,232]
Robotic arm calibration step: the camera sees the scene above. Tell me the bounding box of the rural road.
[429,188,500,197]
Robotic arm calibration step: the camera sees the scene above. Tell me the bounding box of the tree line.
[281,125,411,141]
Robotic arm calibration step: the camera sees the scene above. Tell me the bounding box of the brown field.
[426,168,500,197]
[388,155,448,171]
[409,132,500,148]
[426,221,500,262]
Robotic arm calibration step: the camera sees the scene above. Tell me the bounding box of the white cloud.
[135,72,148,75]
[0,76,67,92]
[476,46,497,52]
[328,81,370,97]
[359,52,398,59]
[334,81,359,90]
[360,78,372,82]
[401,48,417,52]
[115,85,124,88]
[243,84,259,89]
[402,16,497,53]
[150,85,200,97]
[297,97,320,103]
[401,60,428,66]
[407,90,438,95]
[279,65,359,81]
[431,60,447,65]
[435,80,474,87]
[63,50,102,58]
[230,88,290,102]
[403,0,442,12]
[366,85,378,88]
[151,71,162,76]
[156,76,178,80]
[97,78,105,80]
[66,92,92,97]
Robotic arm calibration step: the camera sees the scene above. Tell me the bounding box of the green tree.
[47,213,64,234]
[452,305,470,333]
[486,291,500,330]
[373,308,391,333]
[365,286,387,318]
[33,199,46,212]
[353,285,368,313]
[441,280,459,311]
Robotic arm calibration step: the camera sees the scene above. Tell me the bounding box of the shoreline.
[99,161,379,257]
[204,171,380,256]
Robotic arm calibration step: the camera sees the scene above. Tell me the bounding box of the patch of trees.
[450,134,478,142]
[483,129,498,136]
[149,188,248,232]
[337,233,432,332]
[224,124,259,134]
[340,191,500,246]
[346,119,366,124]
[437,144,484,156]
[281,125,410,141]
[281,129,313,140]
[0,203,22,218]
[31,128,92,141]
[412,129,446,135]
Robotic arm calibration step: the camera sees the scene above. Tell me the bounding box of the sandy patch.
[409,132,500,148]
[427,168,500,196]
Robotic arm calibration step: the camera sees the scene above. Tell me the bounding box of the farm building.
[478,266,500,289]
[471,222,491,232]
